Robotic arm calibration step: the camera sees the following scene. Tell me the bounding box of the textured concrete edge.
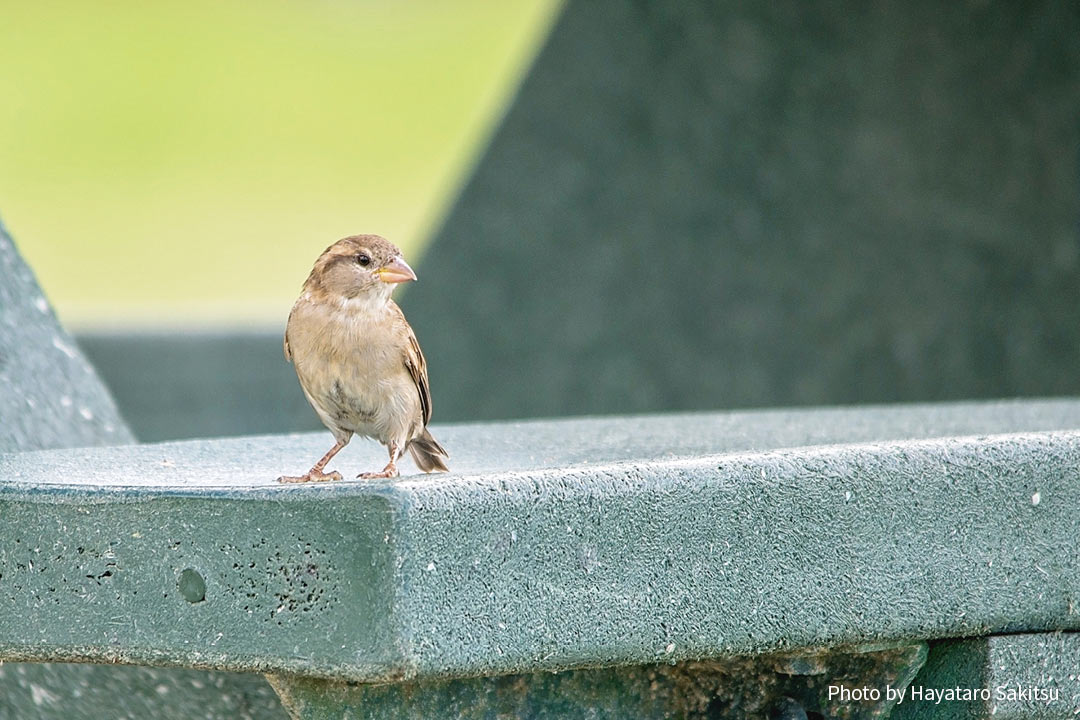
[1,429,1079,682]
[265,642,930,720]
[0,492,406,682]
[387,427,1080,501]
[387,429,1080,679]
[2,424,1080,497]
[0,647,400,683]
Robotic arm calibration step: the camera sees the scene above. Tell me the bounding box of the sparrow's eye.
[357,253,371,267]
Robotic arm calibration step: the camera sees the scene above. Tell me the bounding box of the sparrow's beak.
[375,256,417,284]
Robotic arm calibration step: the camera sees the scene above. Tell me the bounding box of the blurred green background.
[0,0,562,329]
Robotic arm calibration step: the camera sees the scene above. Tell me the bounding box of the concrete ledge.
[1,400,1079,681]
[270,642,927,720]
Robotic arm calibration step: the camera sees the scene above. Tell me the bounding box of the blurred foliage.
[0,0,561,328]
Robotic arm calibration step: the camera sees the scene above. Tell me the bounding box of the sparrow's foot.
[277,469,343,484]
[357,463,398,480]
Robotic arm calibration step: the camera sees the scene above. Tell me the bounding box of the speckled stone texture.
[1,400,1079,683]
[893,633,1080,720]
[402,0,1080,422]
[0,219,289,719]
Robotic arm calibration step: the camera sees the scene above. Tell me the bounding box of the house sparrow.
[277,234,449,483]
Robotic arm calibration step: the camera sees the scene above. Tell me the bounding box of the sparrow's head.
[305,234,417,300]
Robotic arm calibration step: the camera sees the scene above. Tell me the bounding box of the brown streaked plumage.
[277,234,449,483]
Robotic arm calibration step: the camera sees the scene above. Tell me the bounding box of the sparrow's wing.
[394,306,432,426]
[283,302,299,362]
[406,329,432,426]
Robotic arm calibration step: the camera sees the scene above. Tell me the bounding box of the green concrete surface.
[892,634,1080,720]
[2,400,1080,682]
[270,642,926,719]
[0,221,290,719]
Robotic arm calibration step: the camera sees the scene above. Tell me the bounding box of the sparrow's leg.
[358,444,401,479]
[278,439,346,483]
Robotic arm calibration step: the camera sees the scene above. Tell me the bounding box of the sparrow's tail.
[408,428,449,473]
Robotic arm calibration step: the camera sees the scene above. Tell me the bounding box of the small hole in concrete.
[178,568,206,603]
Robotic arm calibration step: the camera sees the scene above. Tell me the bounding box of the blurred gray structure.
[79,330,319,441]
[79,0,1080,440]
[402,0,1080,421]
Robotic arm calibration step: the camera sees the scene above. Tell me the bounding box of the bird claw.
[357,465,398,480]
[277,470,343,484]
